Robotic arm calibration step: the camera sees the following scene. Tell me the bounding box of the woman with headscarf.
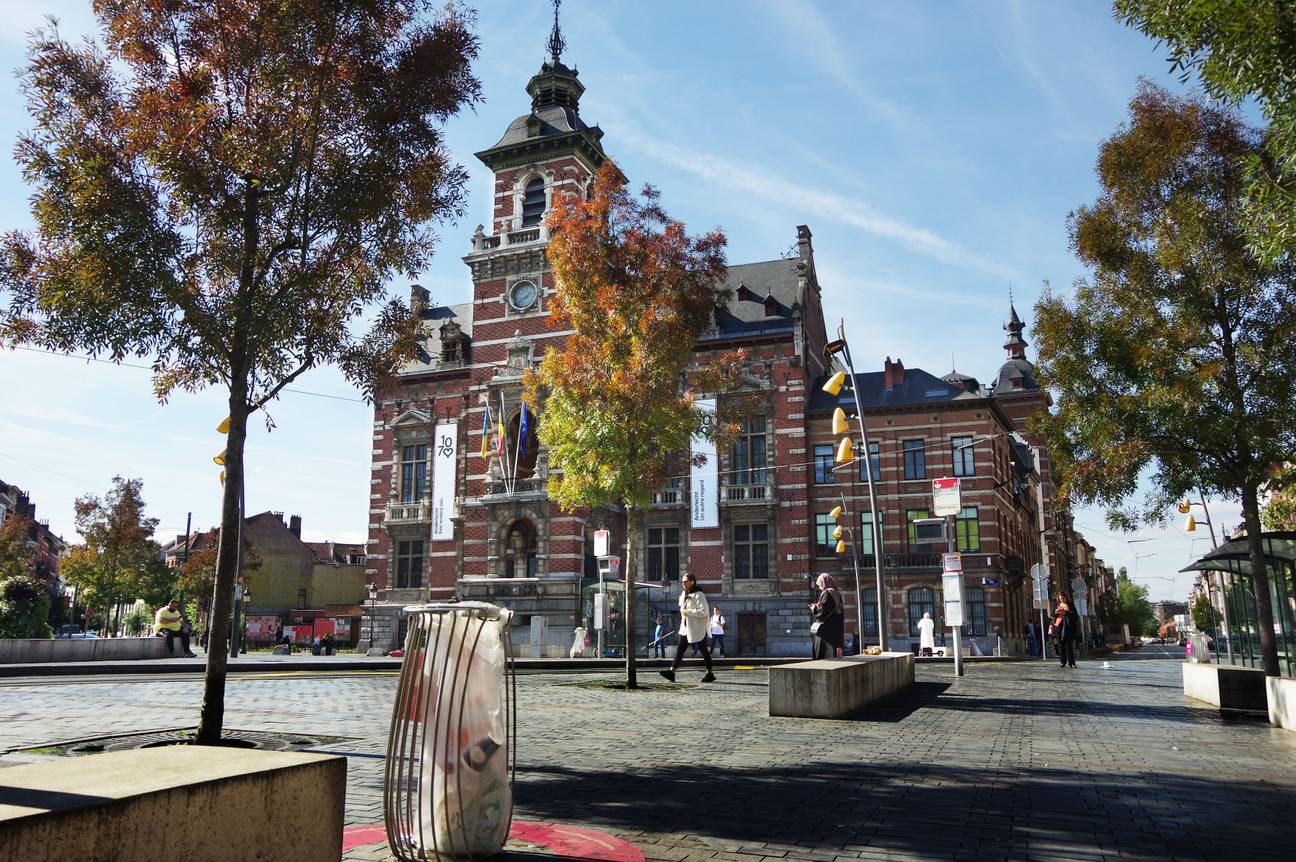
[809,573,845,660]
[917,611,936,657]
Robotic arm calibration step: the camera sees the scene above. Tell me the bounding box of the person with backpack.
[809,573,845,660]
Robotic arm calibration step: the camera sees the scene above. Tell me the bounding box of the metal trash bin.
[384,602,516,860]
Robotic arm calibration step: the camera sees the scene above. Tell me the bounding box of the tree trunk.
[1241,485,1281,676]
[624,505,638,689]
[196,381,249,744]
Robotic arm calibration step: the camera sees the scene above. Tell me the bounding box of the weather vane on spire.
[546,0,565,66]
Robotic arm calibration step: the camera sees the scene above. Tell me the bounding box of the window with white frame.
[400,444,428,504]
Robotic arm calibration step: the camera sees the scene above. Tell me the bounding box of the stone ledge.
[1182,660,1268,711]
[0,747,346,861]
[0,637,171,664]
[1267,675,1296,731]
[769,651,914,718]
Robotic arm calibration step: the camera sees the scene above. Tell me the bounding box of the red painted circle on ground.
[341,820,644,861]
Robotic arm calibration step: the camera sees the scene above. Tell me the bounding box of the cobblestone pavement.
[2,653,1295,861]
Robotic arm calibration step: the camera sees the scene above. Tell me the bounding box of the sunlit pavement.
[3,652,1294,861]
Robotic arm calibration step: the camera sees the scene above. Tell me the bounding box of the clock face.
[509,280,538,311]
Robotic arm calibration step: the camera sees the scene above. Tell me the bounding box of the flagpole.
[512,405,525,490]
[499,389,514,494]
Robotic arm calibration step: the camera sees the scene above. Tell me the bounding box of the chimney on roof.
[884,356,905,391]
[410,283,429,314]
[289,515,302,538]
[272,511,284,525]
[796,225,813,262]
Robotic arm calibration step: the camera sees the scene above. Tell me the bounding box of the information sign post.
[932,478,964,677]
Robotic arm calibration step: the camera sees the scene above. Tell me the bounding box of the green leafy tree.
[0,2,480,742]
[1035,84,1296,675]
[67,477,171,635]
[122,603,152,637]
[1103,569,1157,636]
[1114,0,1296,262]
[0,575,53,639]
[1191,592,1216,631]
[525,164,741,688]
[1261,466,1296,530]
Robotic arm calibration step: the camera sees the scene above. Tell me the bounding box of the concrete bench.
[1267,675,1296,732]
[769,652,915,718]
[1182,661,1268,711]
[0,747,346,861]
[0,637,171,663]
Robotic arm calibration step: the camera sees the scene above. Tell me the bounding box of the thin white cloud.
[7,403,125,433]
[1007,0,1064,112]
[613,122,1014,280]
[761,0,910,127]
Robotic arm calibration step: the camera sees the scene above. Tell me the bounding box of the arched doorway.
[505,518,538,579]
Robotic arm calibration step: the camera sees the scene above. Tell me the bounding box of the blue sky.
[0,1,1246,600]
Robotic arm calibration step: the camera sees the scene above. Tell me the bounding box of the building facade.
[0,478,67,586]
[361,28,1090,657]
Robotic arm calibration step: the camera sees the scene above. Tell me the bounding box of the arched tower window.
[521,177,546,227]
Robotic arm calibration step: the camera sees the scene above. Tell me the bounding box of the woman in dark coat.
[809,573,845,660]
[1053,592,1080,668]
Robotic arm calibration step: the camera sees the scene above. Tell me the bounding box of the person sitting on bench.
[154,599,196,657]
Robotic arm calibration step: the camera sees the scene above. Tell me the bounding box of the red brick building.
[363,32,1078,656]
[0,479,67,586]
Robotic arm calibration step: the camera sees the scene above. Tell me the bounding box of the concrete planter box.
[0,637,170,664]
[1182,661,1268,711]
[1267,675,1296,731]
[0,747,345,861]
[769,652,914,718]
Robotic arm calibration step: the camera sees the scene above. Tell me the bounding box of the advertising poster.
[689,398,718,529]
[431,420,459,541]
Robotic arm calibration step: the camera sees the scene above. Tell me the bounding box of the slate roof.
[487,103,600,152]
[705,258,801,340]
[806,367,986,414]
[398,301,474,375]
[990,358,1039,395]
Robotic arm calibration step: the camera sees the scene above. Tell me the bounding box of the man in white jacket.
[659,573,716,683]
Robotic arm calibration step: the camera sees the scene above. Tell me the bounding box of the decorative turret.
[1003,303,1028,360]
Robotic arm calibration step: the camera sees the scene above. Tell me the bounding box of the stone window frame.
[732,521,771,580]
[510,166,554,231]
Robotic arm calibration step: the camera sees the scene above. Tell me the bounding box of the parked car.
[56,625,99,639]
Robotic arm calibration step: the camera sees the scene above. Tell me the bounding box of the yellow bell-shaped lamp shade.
[835,540,847,554]
[1177,500,1192,514]
[832,407,849,435]
[217,416,230,435]
[219,470,225,486]
[829,505,844,520]
[835,437,854,464]
[1184,514,1198,532]
[823,371,847,396]
[213,449,226,467]
[832,525,844,540]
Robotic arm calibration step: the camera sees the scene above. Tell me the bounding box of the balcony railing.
[651,488,683,507]
[484,477,547,497]
[385,500,430,525]
[723,482,772,503]
[507,228,542,245]
[471,226,547,254]
[886,552,943,569]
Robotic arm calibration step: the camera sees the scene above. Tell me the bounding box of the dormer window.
[521,178,546,227]
[763,291,778,318]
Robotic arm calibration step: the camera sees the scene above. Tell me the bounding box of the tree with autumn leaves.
[1035,84,1296,676]
[0,2,481,741]
[525,164,742,688]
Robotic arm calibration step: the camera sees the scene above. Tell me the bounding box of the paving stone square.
[2,653,1294,861]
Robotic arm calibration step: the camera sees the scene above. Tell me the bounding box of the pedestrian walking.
[651,616,667,659]
[659,573,716,683]
[809,573,845,660]
[917,611,936,657]
[1053,592,1080,668]
[709,606,727,657]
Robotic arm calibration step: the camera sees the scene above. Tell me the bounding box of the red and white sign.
[594,529,610,558]
[942,553,963,574]
[932,477,962,517]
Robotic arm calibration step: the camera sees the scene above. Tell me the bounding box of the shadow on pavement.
[515,757,1295,859]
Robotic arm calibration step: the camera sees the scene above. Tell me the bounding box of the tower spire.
[546,0,565,66]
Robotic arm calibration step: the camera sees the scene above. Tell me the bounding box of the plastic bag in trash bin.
[418,609,512,855]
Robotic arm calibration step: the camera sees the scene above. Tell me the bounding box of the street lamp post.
[823,326,887,650]
[367,582,378,655]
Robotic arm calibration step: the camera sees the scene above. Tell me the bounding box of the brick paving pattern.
[2,652,1295,860]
